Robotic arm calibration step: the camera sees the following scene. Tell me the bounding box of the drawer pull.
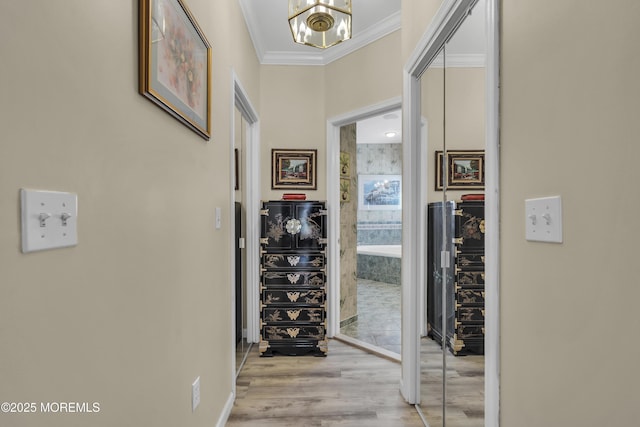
[287,256,300,266]
[286,291,300,302]
[287,273,300,284]
[286,328,300,338]
[286,309,301,320]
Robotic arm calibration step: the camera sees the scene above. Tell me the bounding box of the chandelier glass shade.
[288,0,352,49]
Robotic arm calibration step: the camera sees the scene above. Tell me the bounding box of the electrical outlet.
[192,376,200,412]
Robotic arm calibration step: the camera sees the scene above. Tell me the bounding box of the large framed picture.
[435,150,485,190]
[358,175,402,210]
[272,149,317,190]
[139,0,212,140]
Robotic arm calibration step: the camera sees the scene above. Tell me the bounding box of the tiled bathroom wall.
[357,143,402,245]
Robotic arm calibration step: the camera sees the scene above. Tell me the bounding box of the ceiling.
[238,0,485,144]
[238,0,401,66]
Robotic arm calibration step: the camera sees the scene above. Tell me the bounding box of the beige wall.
[423,66,486,202]
[325,31,402,118]
[500,1,640,425]
[401,1,443,63]
[0,1,259,426]
[259,32,402,201]
[406,0,640,425]
[259,65,326,201]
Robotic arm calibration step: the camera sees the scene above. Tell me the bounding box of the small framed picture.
[272,149,317,190]
[435,150,485,190]
[340,151,351,177]
[340,178,351,202]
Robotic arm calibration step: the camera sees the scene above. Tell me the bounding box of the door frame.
[229,71,260,390]
[325,97,402,338]
[400,0,500,425]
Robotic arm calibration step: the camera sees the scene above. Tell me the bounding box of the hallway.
[227,339,423,426]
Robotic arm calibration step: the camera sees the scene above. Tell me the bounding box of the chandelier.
[288,0,352,49]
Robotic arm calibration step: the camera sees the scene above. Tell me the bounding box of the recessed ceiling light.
[385,131,397,138]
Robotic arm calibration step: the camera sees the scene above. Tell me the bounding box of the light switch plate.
[525,196,562,243]
[21,189,78,253]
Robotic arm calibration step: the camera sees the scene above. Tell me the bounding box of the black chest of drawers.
[259,200,328,356]
[427,200,485,356]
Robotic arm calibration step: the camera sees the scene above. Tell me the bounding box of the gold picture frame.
[272,149,317,190]
[435,150,485,190]
[139,0,212,140]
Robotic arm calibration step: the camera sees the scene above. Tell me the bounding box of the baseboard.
[333,334,401,363]
[215,391,235,427]
[339,315,358,328]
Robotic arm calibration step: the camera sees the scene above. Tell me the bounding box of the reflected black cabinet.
[259,200,328,356]
[427,200,485,356]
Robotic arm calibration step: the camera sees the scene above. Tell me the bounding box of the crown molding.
[319,11,401,65]
[241,3,401,66]
[238,0,267,62]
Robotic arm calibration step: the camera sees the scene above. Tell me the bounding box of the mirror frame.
[400,0,500,425]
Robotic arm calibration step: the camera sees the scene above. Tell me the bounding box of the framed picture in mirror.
[435,150,485,190]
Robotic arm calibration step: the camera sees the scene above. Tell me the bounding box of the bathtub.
[356,245,402,285]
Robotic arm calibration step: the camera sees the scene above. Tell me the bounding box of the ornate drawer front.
[455,306,484,323]
[261,253,325,270]
[262,307,325,324]
[455,324,484,340]
[262,325,325,341]
[455,288,485,306]
[262,271,325,287]
[455,252,484,269]
[454,203,485,250]
[455,271,484,287]
[262,288,325,306]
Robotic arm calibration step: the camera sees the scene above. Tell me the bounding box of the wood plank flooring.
[227,339,424,427]
[419,338,484,427]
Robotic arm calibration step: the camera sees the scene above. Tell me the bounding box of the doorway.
[338,110,403,356]
[231,73,260,384]
[326,97,402,349]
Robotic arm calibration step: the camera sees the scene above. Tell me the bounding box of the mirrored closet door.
[419,0,487,425]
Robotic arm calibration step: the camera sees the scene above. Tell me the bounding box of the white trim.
[230,71,261,406]
[326,97,402,338]
[484,0,501,425]
[400,66,422,405]
[401,1,500,423]
[215,392,235,427]
[232,74,261,346]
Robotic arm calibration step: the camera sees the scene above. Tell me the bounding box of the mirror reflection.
[419,1,486,425]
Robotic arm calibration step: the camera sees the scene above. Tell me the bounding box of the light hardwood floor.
[419,338,484,427]
[227,339,424,427]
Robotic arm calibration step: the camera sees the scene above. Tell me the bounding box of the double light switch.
[21,189,78,253]
[525,196,562,243]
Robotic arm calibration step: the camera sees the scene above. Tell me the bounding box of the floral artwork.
[139,0,211,139]
[155,0,206,115]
